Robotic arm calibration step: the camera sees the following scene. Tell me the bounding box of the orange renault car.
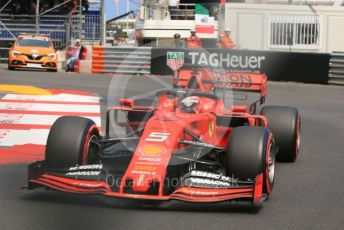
[8,34,58,72]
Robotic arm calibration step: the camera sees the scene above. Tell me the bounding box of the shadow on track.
[20,190,262,214]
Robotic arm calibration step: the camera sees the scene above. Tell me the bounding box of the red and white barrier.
[0,90,101,164]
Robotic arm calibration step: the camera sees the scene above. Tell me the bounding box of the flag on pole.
[195,4,215,34]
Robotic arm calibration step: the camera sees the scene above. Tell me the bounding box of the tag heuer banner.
[167,52,185,71]
[151,48,330,84]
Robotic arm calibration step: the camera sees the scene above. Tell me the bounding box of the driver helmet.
[180,96,200,113]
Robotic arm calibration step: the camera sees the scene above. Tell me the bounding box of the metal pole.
[40,0,72,16]
[100,0,105,45]
[36,0,40,34]
[0,0,13,13]
[79,0,82,39]
[116,1,119,17]
[126,0,129,31]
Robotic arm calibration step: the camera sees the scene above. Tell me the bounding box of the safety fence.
[0,12,100,62]
[92,46,151,74]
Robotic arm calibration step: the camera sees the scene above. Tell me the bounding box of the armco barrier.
[92,46,151,74]
[328,52,344,85]
[151,48,331,84]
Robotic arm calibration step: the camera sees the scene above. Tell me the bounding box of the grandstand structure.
[0,0,104,62]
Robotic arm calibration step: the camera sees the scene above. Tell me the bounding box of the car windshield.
[16,38,51,48]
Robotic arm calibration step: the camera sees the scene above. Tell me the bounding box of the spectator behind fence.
[217,29,236,48]
[82,0,89,13]
[187,29,202,48]
[173,33,184,48]
[66,39,85,72]
[9,0,26,15]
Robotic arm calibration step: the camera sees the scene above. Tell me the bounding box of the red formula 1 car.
[27,72,300,206]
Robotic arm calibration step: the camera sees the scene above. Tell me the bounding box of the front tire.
[226,127,275,196]
[45,116,100,169]
[261,106,300,162]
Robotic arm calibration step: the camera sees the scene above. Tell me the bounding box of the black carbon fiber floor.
[0,68,344,230]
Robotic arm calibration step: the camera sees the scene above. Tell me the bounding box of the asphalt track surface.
[1,67,344,230]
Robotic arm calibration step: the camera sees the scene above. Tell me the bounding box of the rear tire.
[261,106,300,162]
[226,127,275,195]
[45,116,99,169]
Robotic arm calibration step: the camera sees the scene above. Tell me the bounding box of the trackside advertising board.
[151,48,330,84]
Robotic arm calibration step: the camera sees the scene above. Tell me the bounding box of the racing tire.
[226,126,276,195]
[45,116,100,169]
[260,106,300,162]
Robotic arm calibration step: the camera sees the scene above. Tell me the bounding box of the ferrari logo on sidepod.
[209,121,214,138]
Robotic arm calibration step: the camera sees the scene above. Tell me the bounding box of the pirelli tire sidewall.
[45,116,99,169]
[261,106,300,162]
[226,126,275,195]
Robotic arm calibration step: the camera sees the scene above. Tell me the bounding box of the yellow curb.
[0,84,52,95]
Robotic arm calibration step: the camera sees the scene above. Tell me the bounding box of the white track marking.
[0,102,100,113]
[2,94,100,102]
[0,93,101,147]
[0,129,49,146]
[0,113,101,127]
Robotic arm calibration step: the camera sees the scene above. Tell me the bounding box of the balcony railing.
[142,3,219,21]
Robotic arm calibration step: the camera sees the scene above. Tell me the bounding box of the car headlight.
[47,53,56,59]
[12,51,21,57]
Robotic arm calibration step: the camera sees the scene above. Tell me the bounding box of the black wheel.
[261,106,300,162]
[226,127,275,196]
[45,116,100,169]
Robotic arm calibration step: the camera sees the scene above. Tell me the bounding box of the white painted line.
[0,102,100,113]
[2,94,100,102]
[0,129,50,146]
[0,113,101,127]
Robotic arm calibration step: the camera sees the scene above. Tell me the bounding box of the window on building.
[270,15,320,50]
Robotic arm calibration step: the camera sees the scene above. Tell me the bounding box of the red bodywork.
[174,69,267,102]
[29,71,270,205]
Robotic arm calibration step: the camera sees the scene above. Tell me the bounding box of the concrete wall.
[222,3,344,53]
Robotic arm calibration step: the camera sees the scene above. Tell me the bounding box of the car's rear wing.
[204,72,267,104]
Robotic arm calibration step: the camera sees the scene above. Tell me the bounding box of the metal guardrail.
[328,52,344,85]
[92,46,152,74]
[143,3,219,21]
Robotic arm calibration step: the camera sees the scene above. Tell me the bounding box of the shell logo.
[140,145,166,156]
